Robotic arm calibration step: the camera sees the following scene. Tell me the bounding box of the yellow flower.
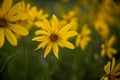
[61,10,78,31]
[101,36,117,59]
[0,0,29,47]
[32,15,77,59]
[94,20,109,39]
[19,1,31,14]
[16,1,33,30]
[29,7,49,27]
[76,25,91,50]
[101,57,120,80]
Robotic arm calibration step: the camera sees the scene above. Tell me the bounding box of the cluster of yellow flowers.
[0,0,120,79]
[101,57,120,80]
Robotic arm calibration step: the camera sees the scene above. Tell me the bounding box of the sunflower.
[61,10,78,31]
[101,36,117,59]
[29,6,49,27]
[101,57,120,80]
[16,1,32,30]
[0,0,29,47]
[94,20,109,39]
[76,24,91,50]
[32,15,77,58]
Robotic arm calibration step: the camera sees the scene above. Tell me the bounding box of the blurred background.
[0,0,120,80]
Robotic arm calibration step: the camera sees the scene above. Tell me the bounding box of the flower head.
[16,1,33,30]
[101,36,117,59]
[76,25,91,50]
[29,7,49,27]
[32,15,77,59]
[94,20,109,39]
[101,57,120,80]
[0,0,29,47]
[61,10,78,31]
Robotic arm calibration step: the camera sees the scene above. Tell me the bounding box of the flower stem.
[24,43,27,80]
[0,50,19,72]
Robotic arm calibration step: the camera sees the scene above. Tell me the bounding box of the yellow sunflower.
[101,57,120,80]
[29,6,49,27]
[94,20,109,39]
[0,0,28,47]
[61,10,78,31]
[101,36,117,59]
[32,15,77,59]
[16,1,33,30]
[76,25,91,50]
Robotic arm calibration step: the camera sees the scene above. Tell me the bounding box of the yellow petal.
[109,47,117,54]
[53,43,59,59]
[34,21,43,27]
[5,28,17,46]
[40,14,49,19]
[82,25,91,35]
[8,24,28,36]
[1,0,12,17]
[104,77,108,80]
[104,61,111,74]
[75,35,80,47]
[20,1,25,9]
[57,40,65,47]
[111,57,115,72]
[29,7,37,17]
[38,9,43,16]
[44,42,52,58]
[42,19,51,32]
[107,50,112,59]
[5,2,21,19]
[58,22,73,34]
[100,76,108,80]
[62,40,75,49]
[108,36,115,46]
[35,40,49,50]
[84,37,91,42]
[35,30,48,35]
[101,49,105,57]
[61,31,77,40]
[114,63,120,73]
[80,41,86,50]
[115,71,120,76]
[32,36,46,42]
[9,13,28,22]
[52,15,58,32]
[0,28,4,47]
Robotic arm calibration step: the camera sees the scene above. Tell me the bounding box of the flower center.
[108,74,116,80]
[0,18,7,27]
[80,35,84,40]
[50,33,59,42]
[34,17,39,22]
[104,45,108,51]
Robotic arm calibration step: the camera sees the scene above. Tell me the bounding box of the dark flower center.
[0,18,7,27]
[50,33,59,42]
[80,35,84,40]
[108,74,116,80]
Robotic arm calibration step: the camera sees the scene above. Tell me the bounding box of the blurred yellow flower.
[19,1,31,14]
[101,57,120,80]
[16,1,33,30]
[94,20,109,39]
[32,15,77,59]
[29,7,49,27]
[61,10,78,31]
[101,36,117,59]
[0,0,29,47]
[76,25,91,50]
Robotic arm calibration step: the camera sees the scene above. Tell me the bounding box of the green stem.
[0,51,19,72]
[24,43,27,80]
